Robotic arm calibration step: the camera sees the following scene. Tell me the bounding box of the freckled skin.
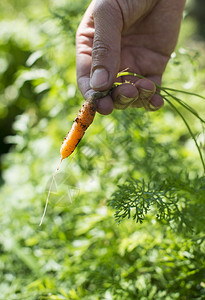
[60,90,109,159]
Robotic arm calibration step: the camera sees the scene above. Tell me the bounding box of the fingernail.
[148,103,160,111]
[139,88,155,100]
[90,68,109,89]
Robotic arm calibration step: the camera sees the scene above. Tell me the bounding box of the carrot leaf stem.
[117,71,205,100]
[116,71,205,172]
[161,94,205,172]
[161,90,205,124]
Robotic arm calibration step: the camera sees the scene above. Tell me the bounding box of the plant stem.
[116,71,205,172]
[162,95,205,172]
[161,90,205,124]
[159,87,205,100]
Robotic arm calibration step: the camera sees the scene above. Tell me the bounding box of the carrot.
[60,90,110,159]
[39,89,110,226]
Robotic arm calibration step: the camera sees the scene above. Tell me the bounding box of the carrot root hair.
[39,158,63,226]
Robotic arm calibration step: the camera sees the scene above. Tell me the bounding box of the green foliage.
[109,175,205,233]
[1,0,205,299]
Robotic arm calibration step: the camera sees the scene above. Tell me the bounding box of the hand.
[76,0,186,115]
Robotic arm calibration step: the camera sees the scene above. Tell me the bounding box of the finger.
[131,77,164,111]
[76,1,95,98]
[131,78,156,109]
[112,83,139,110]
[96,95,114,115]
[147,75,164,110]
[149,94,164,110]
[90,0,123,91]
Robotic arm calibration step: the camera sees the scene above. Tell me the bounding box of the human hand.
[76,0,186,114]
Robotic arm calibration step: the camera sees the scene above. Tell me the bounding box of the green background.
[0,0,205,299]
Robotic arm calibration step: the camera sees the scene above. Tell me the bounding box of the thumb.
[90,0,123,91]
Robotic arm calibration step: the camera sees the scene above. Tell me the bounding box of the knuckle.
[92,40,111,60]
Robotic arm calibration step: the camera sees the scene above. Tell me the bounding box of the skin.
[76,0,186,115]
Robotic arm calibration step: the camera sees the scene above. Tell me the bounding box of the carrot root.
[60,90,110,160]
[40,90,110,226]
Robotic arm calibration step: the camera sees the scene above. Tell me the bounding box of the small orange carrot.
[39,90,110,226]
[60,90,110,160]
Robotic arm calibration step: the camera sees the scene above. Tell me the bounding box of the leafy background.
[0,0,205,299]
